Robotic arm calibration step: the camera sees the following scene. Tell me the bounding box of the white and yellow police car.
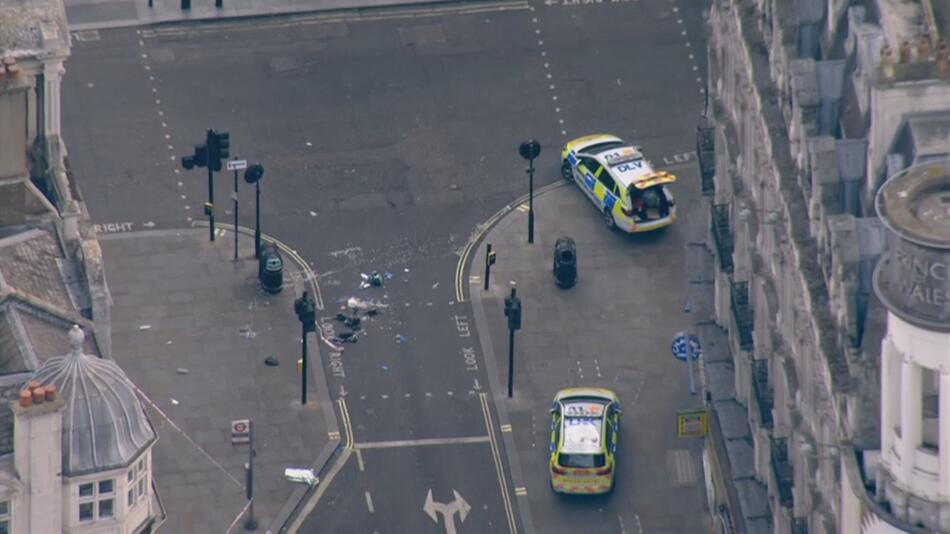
[549,387,621,495]
[561,134,676,233]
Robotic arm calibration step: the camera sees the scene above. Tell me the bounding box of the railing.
[712,203,734,274]
[730,280,754,350]
[752,359,774,429]
[770,436,794,509]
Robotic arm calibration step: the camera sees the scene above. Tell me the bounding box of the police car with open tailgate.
[561,134,676,233]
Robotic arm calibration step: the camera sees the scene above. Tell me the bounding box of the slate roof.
[32,326,156,477]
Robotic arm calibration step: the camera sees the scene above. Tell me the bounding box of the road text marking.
[354,436,490,450]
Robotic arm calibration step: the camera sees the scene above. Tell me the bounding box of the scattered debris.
[347,297,388,310]
[264,356,280,367]
[170,398,180,406]
[320,335,343,352]
[309,211,317,217]
[239,326,257,339]
[366,308,380,317]
[384,271,393,280]
[404,268,410,273]
[370,271,383,287]
[176,368,190,375]
[382,364,390,371]
[684,301,692,312]
[339,332,356,341]
[166,340,173,345]
[285,468,319,486]
[305,141,313,147]
[335,313,349,322]
[395,334,408,344]
[138,325,152,330]
[432,282,439,289]
[344,316,361,329]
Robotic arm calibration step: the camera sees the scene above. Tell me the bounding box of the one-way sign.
[226,159,248,171]
[671,331,702,362]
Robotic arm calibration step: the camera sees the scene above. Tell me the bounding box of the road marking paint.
[328,431,341,440]
[365,491,375,513]
[356,448,365,471]
[288,448,352,531]
[667,448,698,486]
[354,436,490,449]
[469,275,481,284]
[500,424,512,433]
[480,393,517,534]
[516,203,529,213]
[514,486,527,496]
[633,514,644,534]
[339,398,354,449]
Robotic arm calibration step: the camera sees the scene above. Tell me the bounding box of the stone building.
[698,0,950,533]
[0,0,165,531]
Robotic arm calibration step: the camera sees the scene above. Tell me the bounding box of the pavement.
[64,0,517,32]
[99,228,339,534]
[467,163,710,533]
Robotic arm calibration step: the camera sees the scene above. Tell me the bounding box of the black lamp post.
[243,419,257,530]
[244,163,265,259]
[518,140,541,244]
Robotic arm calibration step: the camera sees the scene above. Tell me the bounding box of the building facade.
[701,0,950,532]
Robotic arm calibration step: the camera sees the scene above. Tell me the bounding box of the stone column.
[881,341,895,460]
[900,357,922,482]
[42,60,63,138]
[940,370,950,495]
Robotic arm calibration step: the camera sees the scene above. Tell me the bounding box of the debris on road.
[347,297,388,310]
[264,356,280,367]
[285,468,319,486]
[395,334,408,344]
[176,368,189,375]
[138,325,152,330]
[432,282,439,289]
[170,398,180,406]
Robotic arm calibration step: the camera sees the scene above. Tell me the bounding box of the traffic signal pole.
[233,163,239,260]
[207,129,215,242]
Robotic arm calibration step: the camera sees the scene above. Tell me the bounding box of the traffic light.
[295,292,316,333]
[504,292,521,331]
[208,130,230,172]
[181,144,208,170]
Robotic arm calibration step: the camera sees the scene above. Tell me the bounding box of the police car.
[549,387,621,495]
[561,134,676,233]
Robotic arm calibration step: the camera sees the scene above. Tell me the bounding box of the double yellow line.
[480,393,517,534]
[338,397,354,449]
[454,181,568,302]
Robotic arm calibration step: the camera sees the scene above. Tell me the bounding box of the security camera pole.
[519,140,541,244]
[503,282,522,398]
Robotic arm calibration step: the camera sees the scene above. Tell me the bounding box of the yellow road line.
[480,393,517,534]
[454,181,568,302]
[339,397,354,449]
[192,221,324,310]
[286,448,352,533]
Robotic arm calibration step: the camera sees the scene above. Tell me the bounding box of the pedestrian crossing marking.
[514,487,527,496]
[516,204,529,213]
[470,275,482,284]
[500,424,512,432]
[328,431,341,440]
[666,448,697,486]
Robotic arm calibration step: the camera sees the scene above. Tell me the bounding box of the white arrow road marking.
[423,489,471,534]
[473,378,482,390]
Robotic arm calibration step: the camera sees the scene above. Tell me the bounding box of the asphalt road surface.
[62,0,709,532]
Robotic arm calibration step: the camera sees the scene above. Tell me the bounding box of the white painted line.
[354,436,490,450]
[356,448,364,471]
[365,491,375,513]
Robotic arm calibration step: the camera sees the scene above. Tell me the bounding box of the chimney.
[881,45,895,80]
[937,40,949,78]
[918,37,932,62]
[12,381,65,534]
[899,40,912,63]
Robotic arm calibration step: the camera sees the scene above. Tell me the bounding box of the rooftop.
[0,0,70,59]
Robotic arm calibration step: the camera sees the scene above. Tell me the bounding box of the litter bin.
[553,236,577,288]
[259,243,284,294]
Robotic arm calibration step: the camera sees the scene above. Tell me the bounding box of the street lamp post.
[243,419,257,530]
[503,282,522,398]
[518,140,541,244]
[294,291,316,405]
[243,164,265,259]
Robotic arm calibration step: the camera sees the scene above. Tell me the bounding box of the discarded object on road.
[370,271,383,287]
[366,308,380,316]
[395,334,408,344]
[553,236,577,288]
[344,316,361,329]
[347,297,388,310]
[284,468,319,486]
[138,325,152,330]
[176,368,190,375]
[339,332,356,341]
[264,356,280,367]
[170,398,180,406]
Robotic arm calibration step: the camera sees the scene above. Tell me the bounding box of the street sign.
[677,409,708,438]
[227,159,248,171]
[519,139,541,160]
[671,331,702,362]
[231,419,250,444]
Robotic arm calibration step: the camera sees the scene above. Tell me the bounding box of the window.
[128,455,150,508]
[0,499,9,534]
[78,479,115,522]
[596,173,618,195]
